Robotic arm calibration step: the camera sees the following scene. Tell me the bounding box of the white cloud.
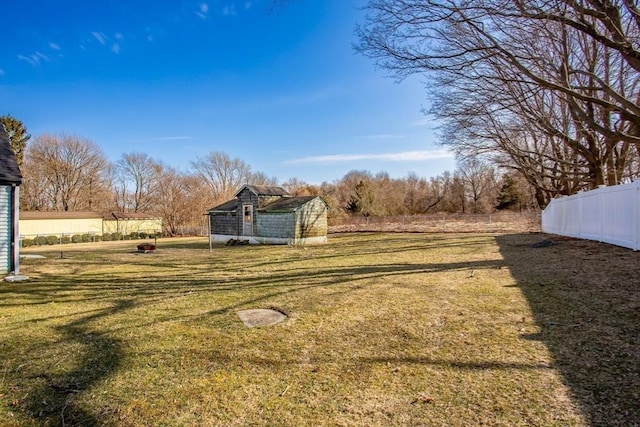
[112,33,123,53]
[17,51,50,66]
[92,32,107,45]
[49,42,61,50]
[285,150,454,165]
[196,3,208,19]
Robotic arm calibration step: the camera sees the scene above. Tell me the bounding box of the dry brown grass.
[0,232,637,426]
[329,212,541,234]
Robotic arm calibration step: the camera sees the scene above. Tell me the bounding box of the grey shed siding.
[256,197,328,241]
[294,198,328,239]
[209,212,238,236]
[0,186,10,273]
[256,212,295,239]
[236,188,260,236]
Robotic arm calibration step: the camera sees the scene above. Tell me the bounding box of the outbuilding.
[102,212,162,236]
[19,211,162,239]
[208,184,328,245]
[0,124,22,275]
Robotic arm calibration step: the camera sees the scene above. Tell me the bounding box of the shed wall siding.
[256,212,295,238]
[210,213,239,236]
[237,189,259,235]
[295,199,328,238]
[0,186,10,273]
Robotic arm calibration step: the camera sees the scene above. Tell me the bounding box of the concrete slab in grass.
[237,308,288,328]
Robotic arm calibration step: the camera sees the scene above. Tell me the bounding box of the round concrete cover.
[237,309,287,327]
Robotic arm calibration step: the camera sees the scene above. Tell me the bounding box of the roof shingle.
[236,184,289,197]
[258,196,325,212]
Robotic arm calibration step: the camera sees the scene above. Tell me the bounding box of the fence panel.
[541,181,640,250]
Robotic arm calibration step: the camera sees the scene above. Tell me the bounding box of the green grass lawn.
[1,233,637,426]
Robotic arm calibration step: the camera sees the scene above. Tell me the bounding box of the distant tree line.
[2,116,538,235]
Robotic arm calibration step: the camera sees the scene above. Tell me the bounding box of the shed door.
[0,186,10,273]
[242,204,253,236]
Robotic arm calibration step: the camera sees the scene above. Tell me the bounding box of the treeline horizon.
[13,131,536,235]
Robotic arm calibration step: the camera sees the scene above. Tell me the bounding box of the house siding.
[0,186,10,273]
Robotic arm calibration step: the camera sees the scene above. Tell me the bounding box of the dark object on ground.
[226,239,250,246]
[531,239,557,248]
[137,243,156,253]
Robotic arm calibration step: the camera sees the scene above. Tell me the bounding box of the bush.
[139,231,148,239]
[21,239,34,248]
[102,233,112,241]
[35,236,48,246]
[130,232,139,240]
[94,235,102,242]
[46,235,58,245]
[81,234,92,243]
[111,232,122,241]
[61,236,71,244]
[71,234,82,244]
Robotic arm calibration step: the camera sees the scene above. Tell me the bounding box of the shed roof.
[207,199,239,213]
[21,211,103,220]
[235,184,289,197]
[258,196,327,213]
[0,124,22,185]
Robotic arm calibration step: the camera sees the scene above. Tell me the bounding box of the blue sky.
[0,0,455,184]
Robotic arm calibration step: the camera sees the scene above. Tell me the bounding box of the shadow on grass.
[5,300,131,425]
[496,234,640,427]
[1,233,510,423]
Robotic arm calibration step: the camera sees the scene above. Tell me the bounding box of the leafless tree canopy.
[191,151,253,205]
[115,152,161,213]
[356,0,640,206]
[21,134,110,211]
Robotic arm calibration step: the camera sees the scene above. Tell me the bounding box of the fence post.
[600,187,605,243]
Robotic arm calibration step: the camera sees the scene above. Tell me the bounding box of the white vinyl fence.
[541,181,640,250]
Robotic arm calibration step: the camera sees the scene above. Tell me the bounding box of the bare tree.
[282,177,321,196]
[356,0,640,204]
[248,171,279,187]
[152,165,193,236]
[115,152,160,212]
[22,133,111,211]
[455,159,498,214]
[191,151,252,205]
